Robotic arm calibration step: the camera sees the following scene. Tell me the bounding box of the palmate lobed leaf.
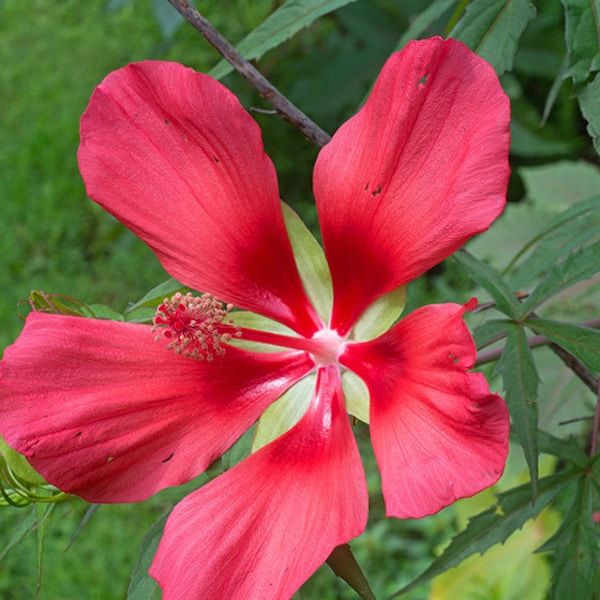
[537,461,600,600]
[449,0,536,75]
[391,469,578,597]
[209,0,359,80]
[524,317,600,373]
[494,323,540,493]
[561,0,600,85]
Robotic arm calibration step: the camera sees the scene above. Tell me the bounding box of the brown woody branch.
[166,0,331,147]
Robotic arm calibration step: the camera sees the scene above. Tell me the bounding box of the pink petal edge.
[315,38,511,334]
[341,300,509,518]
[0,312,313,502]
[150,365,368,599]
[78,61,320,335]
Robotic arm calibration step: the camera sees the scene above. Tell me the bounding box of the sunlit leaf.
[561,0,600,84]
[210,0,359,80]
[450,0,537,75]
[494,323,540,492]
[391,469,578,596]
[524,317,600,373]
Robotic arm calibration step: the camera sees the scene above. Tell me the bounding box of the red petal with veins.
[341,301,509,518]
[0,312,313,502]
[314,38,510,334]
[78,61,319,335]
[150,365,368,599]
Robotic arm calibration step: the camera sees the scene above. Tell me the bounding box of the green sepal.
[252,375,314,453]
[281,202,332,325]
[0,436,46,486]
[352,285,406,341]
[342,370,370,424]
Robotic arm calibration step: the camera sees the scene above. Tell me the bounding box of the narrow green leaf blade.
[326,544,377,600]
[506,193,600,285]
[449,0,537,75]
[128,512,169,600]
[538,470,600,600]
[391,469,577,596]
[454,250,520,318]
[210,0,359,80]
[495,324,540,491]
[525,318,600,373]
[394,0,459,50]
[579,72,600,155]
[561,0,600,84]
[520,244,600,316]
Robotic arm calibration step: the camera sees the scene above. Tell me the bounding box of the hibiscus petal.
[150,365,368,599]
[314,38,510,334]
[0,312,313,502]
[341,301,509,518]
[78,61,319,335]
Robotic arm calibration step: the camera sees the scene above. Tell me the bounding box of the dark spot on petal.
[74,432,82,437]
[371,185,382,197]
[164,118,170,125]
[417,74,428,87]
[212,155,219,163]
[161,452,175,463]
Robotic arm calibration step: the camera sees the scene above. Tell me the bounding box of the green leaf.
[561,0,600,84]
[35,501,53,595]
[449,0,536,75]
[453,250,520,318]
[86,303,124,321]
[473,318,513,350]
[494,323,540,492]
[537,431,588,468]
[505,192,600,286]
[209,0,359,80]
[579,72,600,155]
[538,471,600,600]
[391,469,578,596]
[127,512,169,600]
[125,277,187,323]
[326,544,377,600]
[519,244,600,316]
[394,0,459,50]
[524,318,600,373]
[0,506,38,561]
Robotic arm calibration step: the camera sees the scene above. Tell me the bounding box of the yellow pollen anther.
[152,292,236,361]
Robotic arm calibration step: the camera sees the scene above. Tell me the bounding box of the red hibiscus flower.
[0,37,510,599]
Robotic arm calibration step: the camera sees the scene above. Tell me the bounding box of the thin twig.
[166,0,332,147]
